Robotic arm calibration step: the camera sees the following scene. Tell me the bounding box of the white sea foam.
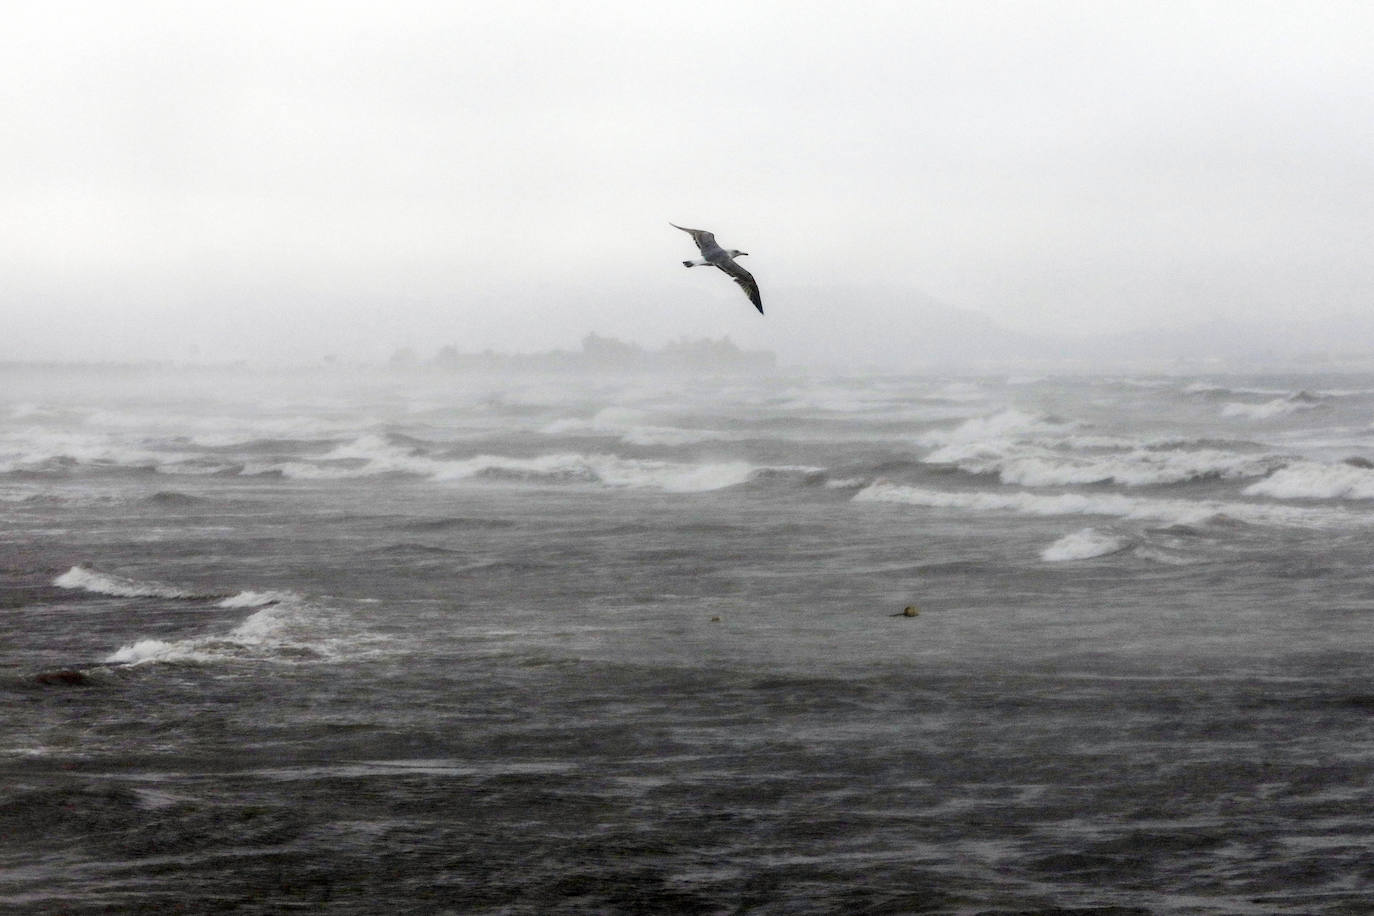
[104,595,374,666]
[927,444,1280,488]
[917,409,1070,448]
[541,408,723,446]
[217,589,297,608]
[852,481,1350,527]
[267,441,760,492]
[462,453,753,492]
[54,565,210,600]
[0,431,176,474]
[1243,462,1374,500]
[185,415,362,446]
[591,456,757,492]
[106,638,214,665]
[1222,397,1323,420]
[1041,528,1132,561]
[157,458,246,476]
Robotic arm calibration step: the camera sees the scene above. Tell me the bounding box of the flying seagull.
[670,223,763,314]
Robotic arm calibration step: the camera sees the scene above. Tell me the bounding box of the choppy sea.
[3,365,1373,914]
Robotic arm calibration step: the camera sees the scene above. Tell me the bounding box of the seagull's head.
[729,249,748,258]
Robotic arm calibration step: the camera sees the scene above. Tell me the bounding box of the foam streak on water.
[4,366,1374,913]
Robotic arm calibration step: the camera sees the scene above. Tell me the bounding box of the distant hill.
[762,285,1046,370]
[765,286,1374,372]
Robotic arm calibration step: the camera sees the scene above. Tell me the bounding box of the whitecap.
[584,455,756,492]
[852,481,1350,528]
[429,451,757,492]
[0,431,177,474]
[540,408,723,447]
[930,445,1281,488]
[217,589,297,608]
[1243,462,1374,500]
[917,408,1070,449]
[53,565,210,600]
[244,440,758,489]
[106,638,215,665]
[1221,397,1322,420]
[1041,528,1132,561]
[103,595,379,666]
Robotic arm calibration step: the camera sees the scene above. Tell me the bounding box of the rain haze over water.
[5,2,1374,913]
[3,1,1374,369]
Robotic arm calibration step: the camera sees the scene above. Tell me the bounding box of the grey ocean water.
[3,365,1374,914]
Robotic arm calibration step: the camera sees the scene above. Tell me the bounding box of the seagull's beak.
[739,252,749,257]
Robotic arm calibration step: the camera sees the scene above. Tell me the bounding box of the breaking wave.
[852,481,1352,528]
[916,408,1070,448]
[1221,393,1327,420]
[217,589,297,608]
[1041,528,1133,562]
[925,443,1283,488]
[105,602,320,665]
[540,407,725,446]
[1244,462,1374,500]
[53,565,219,600]
[0,432,175,476]
[103,591,382,666]
[235,437,762,492]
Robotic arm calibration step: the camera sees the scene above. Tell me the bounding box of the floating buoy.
[889,605,920,618]
[710,616,721,623]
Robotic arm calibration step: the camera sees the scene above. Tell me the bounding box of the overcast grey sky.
[4,1,1372,365]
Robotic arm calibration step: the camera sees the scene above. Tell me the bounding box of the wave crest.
[926,444,1281,488]
[1041,528,1132,561]
[104,596,379,666]
[852,481,1346,528]
[1222,396,1325,420]
[917,408,1068,448]
[1244,462,1374,500]
[53,565,216,600]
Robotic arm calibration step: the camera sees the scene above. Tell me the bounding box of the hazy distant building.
[395,333,776,373]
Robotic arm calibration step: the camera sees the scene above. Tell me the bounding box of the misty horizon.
[4,1,1372,370]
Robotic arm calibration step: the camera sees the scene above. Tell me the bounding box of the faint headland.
[387,333,777,374]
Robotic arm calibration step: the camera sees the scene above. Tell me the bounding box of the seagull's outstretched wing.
[717,258,763,314]
[669,222,718,255]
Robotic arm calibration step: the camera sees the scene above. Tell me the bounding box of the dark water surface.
[3,368,1374,913]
